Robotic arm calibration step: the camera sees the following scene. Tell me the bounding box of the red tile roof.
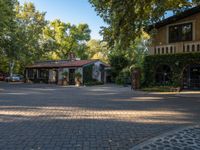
[26,60,107,68]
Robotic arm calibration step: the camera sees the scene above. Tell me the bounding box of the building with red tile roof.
[25,59,110,85]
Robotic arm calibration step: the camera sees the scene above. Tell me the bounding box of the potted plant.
[75,72,82,87]
[62,71,68,86]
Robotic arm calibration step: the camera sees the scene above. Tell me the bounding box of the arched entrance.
[183,64,200,89]
[155,65,172,84]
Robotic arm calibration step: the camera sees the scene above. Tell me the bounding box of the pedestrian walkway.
[130,125,200,150]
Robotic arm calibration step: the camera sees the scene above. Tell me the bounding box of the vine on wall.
[143,52,200,87]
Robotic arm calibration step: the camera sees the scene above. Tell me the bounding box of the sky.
[18,0,106,40]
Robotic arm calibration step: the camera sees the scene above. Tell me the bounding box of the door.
[189,64,200,89]
[183,64,200,89]
[69,69,75,85]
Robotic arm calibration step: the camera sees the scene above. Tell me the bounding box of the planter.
[75,72,82,87]
[62,79,68,86]
[62,71,69,86]
[75,79,81,87]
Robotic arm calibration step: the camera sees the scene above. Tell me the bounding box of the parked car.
[5,74,24,82]
[0,73,8,81]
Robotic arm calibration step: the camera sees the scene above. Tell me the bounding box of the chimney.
[68,52,76,61]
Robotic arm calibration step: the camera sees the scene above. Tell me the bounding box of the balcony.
[149,41,200,55]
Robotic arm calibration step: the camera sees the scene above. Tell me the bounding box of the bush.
[75,72,82,79]
[109,52,129,80]
[115,68,130,85]
[62,71,68,79]
[143,52,200,87]
[84,79,103,86]
[141,86,173,92]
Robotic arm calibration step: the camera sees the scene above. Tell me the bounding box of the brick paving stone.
[0,83,200,149]
[131,126,200,150]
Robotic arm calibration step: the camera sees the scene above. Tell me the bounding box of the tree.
[89,0,199,49]
[0,0,18,74]
[0,0,16,36]
[15,2,47,71]
[86,39,109,62]
[109,49,129,81]
[43,20,91,59]
[1,2,48,75]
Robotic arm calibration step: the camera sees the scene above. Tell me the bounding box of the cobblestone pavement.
[131,125,200,150]
[0,82,200,150]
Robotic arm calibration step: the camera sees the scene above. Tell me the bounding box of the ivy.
[83,64,94,83]
[143,52,200,87]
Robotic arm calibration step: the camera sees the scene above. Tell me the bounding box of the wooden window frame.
[168,22,193,43]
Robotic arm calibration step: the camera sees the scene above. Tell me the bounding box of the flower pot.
[75,79,81,87]
[62,79,68,86]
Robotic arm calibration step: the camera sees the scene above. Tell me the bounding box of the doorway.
[183,64,200,89]
[69,69,75,85]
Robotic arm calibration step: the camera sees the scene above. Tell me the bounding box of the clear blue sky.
[18,0,106,40]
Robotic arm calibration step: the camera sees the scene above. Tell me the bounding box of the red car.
[0,73,5,81]
[0,73,8,81]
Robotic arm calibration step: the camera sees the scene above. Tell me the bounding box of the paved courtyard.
[0,82,200,150]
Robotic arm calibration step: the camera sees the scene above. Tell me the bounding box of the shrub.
[75,72,82,79]
[84,79,103,86]
[115,68,130,85]
[143,52,200,87]
[62,71,68,79]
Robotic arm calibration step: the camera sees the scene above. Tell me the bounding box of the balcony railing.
[149,41,200,55]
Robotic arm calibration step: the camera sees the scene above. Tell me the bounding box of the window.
[27,69,34,79]
[155,65,172,84]
[169,23,193,43]
[39,69,48,79]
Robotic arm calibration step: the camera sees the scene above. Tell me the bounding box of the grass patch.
[84,81,104,86]
[141,86,174,92]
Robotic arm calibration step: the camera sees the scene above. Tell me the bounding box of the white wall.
[58,68,69,80]
[75,68,83,83]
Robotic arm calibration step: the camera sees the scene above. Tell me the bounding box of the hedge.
[143,52,200,87]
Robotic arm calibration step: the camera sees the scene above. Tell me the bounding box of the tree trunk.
[9,60,15,77]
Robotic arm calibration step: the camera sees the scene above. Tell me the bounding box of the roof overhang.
[147,5,200,32]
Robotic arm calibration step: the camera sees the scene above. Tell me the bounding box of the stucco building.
[145,5,200,89]
[25,59,110,85]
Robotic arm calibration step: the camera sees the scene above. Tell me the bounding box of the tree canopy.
[89,0,200,49]
[43,19,91,59]
[0,1,93,74]
[86,39,109,63]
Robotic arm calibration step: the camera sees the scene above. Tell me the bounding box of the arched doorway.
[183,64,200,89]
[155,65,172,84]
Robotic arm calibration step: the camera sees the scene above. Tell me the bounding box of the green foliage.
[115,68,130,85]
[75,72,82,79]
[89,0,198,49]
[0,0,16,35]
[143,52,200,87]
[0,2,47,75]
[83,65,93,83]
[43,19,91,59]
[0,1,92,75]
[109,51,129,81]
[86,39,109,63]
[106,31,148,83]
[62,71,68,79]
[84,79,103,86]
[141,86,173,92]
[15,2,47,64]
